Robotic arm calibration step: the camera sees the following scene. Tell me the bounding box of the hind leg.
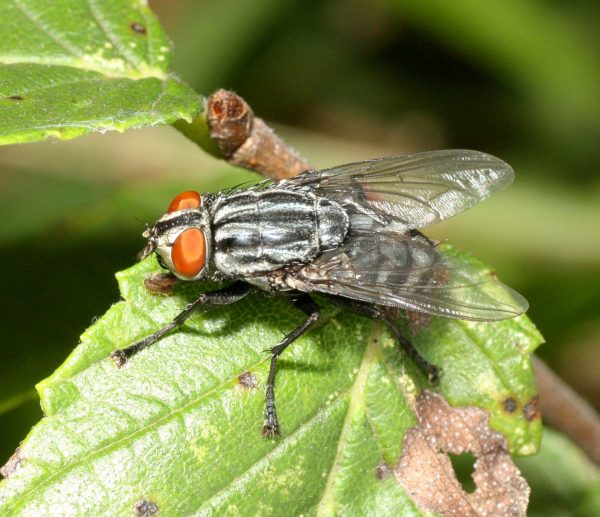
[328,297,439,384]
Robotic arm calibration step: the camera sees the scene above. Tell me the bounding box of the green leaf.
[0,246,542,515]
[0,0,199,145]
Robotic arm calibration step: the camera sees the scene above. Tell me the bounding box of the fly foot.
[426,365,440,386]
[262,415,281,438]
[110,349,128,368]
[263,384,281,438]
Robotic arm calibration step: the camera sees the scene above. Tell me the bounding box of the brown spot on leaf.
[1,447,23,479]
[110,349,128,368]
[406,310,432,335]
[523,396,541,421]
[130,22,147,35]
[144,273,179,296]
[134,499,158,516]
[238,371,258,390]
[7,95,24,101]
[395,391,530,517]
[503,397,518,413]
[375,462,391,480]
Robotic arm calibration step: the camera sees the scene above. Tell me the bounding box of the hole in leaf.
[397,392,530,515]
[448,452,477,493]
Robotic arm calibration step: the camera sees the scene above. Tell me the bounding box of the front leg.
[262,294,320,437]
[111,281,252,366]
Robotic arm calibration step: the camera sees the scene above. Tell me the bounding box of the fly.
[110,149,528,437]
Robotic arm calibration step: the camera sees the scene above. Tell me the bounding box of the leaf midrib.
[0,56,164,79]
[315,320,383,516]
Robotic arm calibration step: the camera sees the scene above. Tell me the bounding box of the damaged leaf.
[396,391,529,517]
[0,0,199,145]
[0,247,542,515]
[0,448,23,480]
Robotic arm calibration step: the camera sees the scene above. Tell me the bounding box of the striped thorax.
[211,188,349,277]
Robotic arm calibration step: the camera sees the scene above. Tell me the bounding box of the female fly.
[111,149,528,437]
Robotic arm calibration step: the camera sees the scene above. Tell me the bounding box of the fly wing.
[286,150,514,230]
[292,232,528,321]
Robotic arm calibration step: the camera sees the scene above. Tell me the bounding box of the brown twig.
[533,356,600,465]
[206,89,310,179]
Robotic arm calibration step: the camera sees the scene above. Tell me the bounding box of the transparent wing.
[287,150,514,230]
[293,232,528,321]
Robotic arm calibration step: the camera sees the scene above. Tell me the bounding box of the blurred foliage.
[517,429,600,516]
[0,0,599,513]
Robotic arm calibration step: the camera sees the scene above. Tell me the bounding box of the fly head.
[142,191,213,282]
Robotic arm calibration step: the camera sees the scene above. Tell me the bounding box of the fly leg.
[383,315,439,384]
[110,281,252,366]
[263,294,320,437]
[328,297,439,384]
[144,272,180,296]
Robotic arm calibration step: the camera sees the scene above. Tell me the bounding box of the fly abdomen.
[212,189,349,276]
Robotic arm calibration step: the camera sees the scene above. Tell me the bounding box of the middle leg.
[262,294,320,437]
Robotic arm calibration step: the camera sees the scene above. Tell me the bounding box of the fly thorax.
[211,189,349,277]
[314,197,350,250]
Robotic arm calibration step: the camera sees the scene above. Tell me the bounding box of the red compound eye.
[167,191,201,212]
[171,229,206,278]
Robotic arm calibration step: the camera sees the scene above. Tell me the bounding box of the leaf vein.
[149,78,168,112]
[316,320,380,516]
[0,76,107,97]
[11,0,87,63]
[458,323,514,393]
[85,0,142,74]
